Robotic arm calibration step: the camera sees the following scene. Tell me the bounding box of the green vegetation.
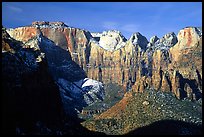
[82,89,202,135]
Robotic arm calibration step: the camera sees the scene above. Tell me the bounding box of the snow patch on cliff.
[91,30,127,51]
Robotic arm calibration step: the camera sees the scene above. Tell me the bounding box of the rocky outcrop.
[91,30,127,51]
[87,32,148,93]
[32,21,68,27]
[2,27,64,134]
[7,21,93,70]
[2,26,106,134]
[57,78,105,113]
[147,32,178,51]
[149,35,159,44]
[24,31,105,115]
[6,22,202,100]
[3,22,202,136]
[130,32,149,50]
[168,27,202,99]
[158,32,178,47]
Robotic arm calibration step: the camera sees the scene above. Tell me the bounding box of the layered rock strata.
[7,22,202,100]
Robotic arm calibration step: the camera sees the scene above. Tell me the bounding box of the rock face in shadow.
[2,26,64,134]
[126,120,202,135]
[6,22,202,101]
[26,31,105,116]
[2,26,105,135]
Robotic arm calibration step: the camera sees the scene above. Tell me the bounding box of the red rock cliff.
[7,22,202,100]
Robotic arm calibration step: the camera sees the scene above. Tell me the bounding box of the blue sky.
[2,2,202,40]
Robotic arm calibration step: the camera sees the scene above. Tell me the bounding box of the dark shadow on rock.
[1,56,106,135]
[1,34,105,135]
[38,35,87,82]
[125,119,202,135]
[176,71,202,100]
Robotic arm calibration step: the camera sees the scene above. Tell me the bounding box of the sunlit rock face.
[89,27,202,100]
[91,30,127,51]
[7,22,202,100]
[7,21,93,70]
[168,27,202,100]
[87,32,148,93]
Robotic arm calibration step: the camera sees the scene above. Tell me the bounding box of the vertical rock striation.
[6,22,202,100]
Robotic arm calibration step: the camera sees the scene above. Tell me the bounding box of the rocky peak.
[157,32,177,47]
[195,27,202,36]
[2,26,22,53]
[149,32,178,51]
[91,32,103,38]
[169,26,202,63]
[101,30,126,39]
[3,23,202,102]
[150,35,159,44]
[161,32,177,46]
[176,27,202,48]
[129,32,148,50]
[93,30,127,51]
[32,21,68,28]
[2,26,11,39]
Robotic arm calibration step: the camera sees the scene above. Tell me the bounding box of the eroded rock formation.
[6,22,202,100]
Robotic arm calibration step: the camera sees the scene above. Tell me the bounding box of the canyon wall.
[7,22,202,100]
